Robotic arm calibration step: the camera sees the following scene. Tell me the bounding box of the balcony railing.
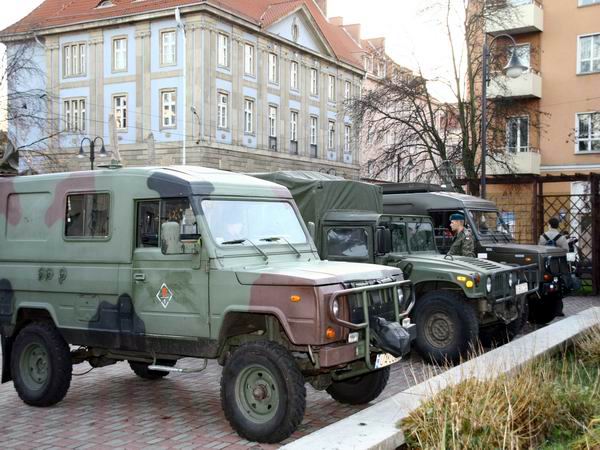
[486,0,544,35]
[487,69,542,99]
[487,148,541,175]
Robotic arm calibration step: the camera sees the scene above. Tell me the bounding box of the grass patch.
[400,325,600,449]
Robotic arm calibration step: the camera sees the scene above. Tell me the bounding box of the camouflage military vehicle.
[381,184,574,325]
[0,166,416,443]
[251,172,538,364]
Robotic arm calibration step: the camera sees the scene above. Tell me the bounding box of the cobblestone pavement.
[0,296,597,449]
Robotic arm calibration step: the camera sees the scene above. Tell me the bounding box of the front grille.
[345,280,397,324]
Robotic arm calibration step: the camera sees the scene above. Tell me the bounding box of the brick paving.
[0,296,597,449]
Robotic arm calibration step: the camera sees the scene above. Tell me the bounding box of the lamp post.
[79,137,107,170]
[480,33,528,199]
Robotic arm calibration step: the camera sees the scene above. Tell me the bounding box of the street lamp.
[480,33,528,199]
[78,137,107,170]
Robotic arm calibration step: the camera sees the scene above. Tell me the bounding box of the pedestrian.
[447,212,476,258]
[538,217,569,251]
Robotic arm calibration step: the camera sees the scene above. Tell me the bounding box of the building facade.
[0,0,364,177]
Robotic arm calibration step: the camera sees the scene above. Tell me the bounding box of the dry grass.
[400,325,600,450]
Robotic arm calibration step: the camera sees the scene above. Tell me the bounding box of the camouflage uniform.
[448,228,476,258]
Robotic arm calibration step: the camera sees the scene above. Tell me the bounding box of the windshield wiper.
[260,236,302,258]
[222,238,268,261]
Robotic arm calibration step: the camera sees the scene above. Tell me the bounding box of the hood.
[236,260,401,286]
[480,243,566,256]
[390,253,511,274]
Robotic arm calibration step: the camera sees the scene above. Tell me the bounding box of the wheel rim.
[424,311,455,349]
[235,364,280,424]
[19,342,50,392]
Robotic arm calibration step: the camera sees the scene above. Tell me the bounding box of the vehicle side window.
[137,201,160,247]
[326,228,368,258]
[65,193,110,239]
[429,210,453,252]
[391,225,408,253]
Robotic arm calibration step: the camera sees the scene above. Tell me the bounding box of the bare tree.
[351,0,545,195]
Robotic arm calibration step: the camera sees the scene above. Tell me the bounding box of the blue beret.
[450,213,465,221]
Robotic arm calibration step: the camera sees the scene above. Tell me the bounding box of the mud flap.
[370,316,413,358]
[1,335,13,383]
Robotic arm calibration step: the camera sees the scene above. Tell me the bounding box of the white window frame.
[506,116,529,153]
[63,42,87,78]
[244,43,255,76]
[290,111,298,142]
[310,68,319,96]
[290,61,299,91]
[160,89,177,129]
[269,105,278,138]
[344,81,351,100]
[268,53,279,84]
[328,75,336,102]
[576,112,600,152]
[579,0,600,6]
[577,33,600,74]
[112,36,128,73]
[328,120,336,149]
[63,98,86,132]
[244,98,254,134]
[310,116,318,146]
[113,94,128,131]
[344,125,351,153]
[218,33,230,68]
[217,91,229,130]
[160,29,177,67]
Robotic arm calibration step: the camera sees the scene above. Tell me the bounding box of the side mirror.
[307,221,316,241]
[161,221,183,255]
[376,228,392,255]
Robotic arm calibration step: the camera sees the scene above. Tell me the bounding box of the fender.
[1,335,12,383]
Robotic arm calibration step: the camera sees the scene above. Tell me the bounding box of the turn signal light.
[290,295,301,302]
[457,276,467,282]
[326,327,336,340]
[543,274,552,282]
[465,280,474,288]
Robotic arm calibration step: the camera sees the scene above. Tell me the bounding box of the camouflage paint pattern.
[0,166,407,383]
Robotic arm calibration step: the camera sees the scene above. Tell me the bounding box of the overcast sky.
[1,0,461,100]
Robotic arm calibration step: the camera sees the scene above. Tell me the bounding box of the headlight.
[509,273,515,288]
[332,299,340,318]
[486,278,492,293]
[397,288,404,305]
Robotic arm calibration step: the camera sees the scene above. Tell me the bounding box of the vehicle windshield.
[467,210,513,241]
[390,221,437,253]
[199,199,308,246]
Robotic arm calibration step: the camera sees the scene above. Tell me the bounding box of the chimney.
[343,23,361,43]
[330,16,343,26]
[315,0,327,17]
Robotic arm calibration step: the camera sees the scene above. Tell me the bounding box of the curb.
[282,307,600,450]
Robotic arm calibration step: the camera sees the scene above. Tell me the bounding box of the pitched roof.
[1,0,364,69]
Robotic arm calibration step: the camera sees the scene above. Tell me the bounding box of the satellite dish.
[0,137,19,174]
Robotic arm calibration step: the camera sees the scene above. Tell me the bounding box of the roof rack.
[379,182,454,194]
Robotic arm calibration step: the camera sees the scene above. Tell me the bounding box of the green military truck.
[0,166,416,443]
[381,184,574,325]
[251,172,537,364]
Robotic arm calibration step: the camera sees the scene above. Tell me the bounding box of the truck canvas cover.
[252,171,383,226]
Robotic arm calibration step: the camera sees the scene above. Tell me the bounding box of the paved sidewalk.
[0,296,597,449]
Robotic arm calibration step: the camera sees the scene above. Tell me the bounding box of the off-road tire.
[220,341,306,443]
[129,359,176,380]
[479,301,529,348]
[326,366,390,405]
[528,293,562,325]
[10,321,72,407]
[413,291,479,365]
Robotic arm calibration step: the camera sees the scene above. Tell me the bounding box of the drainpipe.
[175,7,187,165]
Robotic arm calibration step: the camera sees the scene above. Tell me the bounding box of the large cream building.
[0,0,364,177]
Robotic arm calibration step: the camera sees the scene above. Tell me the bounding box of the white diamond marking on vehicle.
[156,283,174,309]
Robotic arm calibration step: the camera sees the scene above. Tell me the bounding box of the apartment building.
[0,0,363,177]
[485,0,600,190]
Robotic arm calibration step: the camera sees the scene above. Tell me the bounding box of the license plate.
[516,282,528,295]
[567,252,576,262]
[374,353,401,369]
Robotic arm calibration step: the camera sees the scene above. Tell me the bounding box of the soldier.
[447,212,476,257]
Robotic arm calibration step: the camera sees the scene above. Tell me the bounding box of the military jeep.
[252,172,538,364]
[381,184,574,325]
[0,166,415,443]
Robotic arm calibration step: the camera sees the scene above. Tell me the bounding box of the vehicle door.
[132,198,209,338]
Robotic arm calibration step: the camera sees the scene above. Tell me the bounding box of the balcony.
[487,70,542,99]
[487,149,541,175]
[486,0,544,35]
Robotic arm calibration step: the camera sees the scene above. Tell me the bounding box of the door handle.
[133,273,146,282]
